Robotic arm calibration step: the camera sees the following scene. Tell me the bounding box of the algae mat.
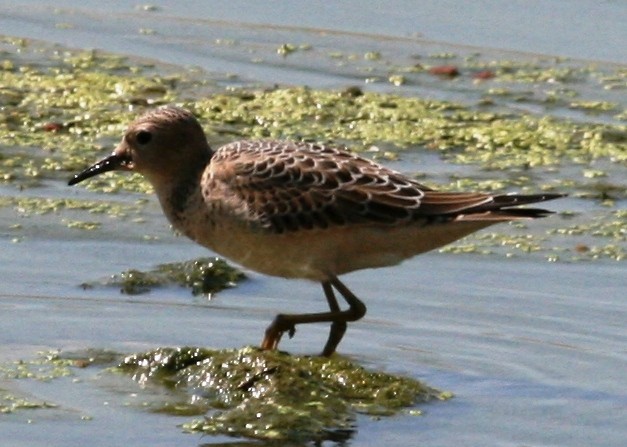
[1,347,447,443]
[119,347,447,443]
[1,35,625,264]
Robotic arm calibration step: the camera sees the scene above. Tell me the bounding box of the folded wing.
[210,141,563,233]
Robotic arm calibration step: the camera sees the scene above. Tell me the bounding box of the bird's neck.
[153,150,212,231]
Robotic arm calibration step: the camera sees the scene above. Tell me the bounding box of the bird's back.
[206,140,431,231]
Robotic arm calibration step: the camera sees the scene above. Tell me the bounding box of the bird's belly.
[194,224,335,280]
[184,219,493,281]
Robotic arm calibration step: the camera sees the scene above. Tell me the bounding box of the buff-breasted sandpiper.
[69,106,564,356]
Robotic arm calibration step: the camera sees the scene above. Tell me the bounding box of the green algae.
[441,209,625,262]
[0,36,191,190]
[570,100,618,113]
[1,346,445,442]
[0,351,74,381]
[1,36,624,186]
[117,346,444,443]
[0,391,57,414]
[0,35,624,264]
[0,196,146,224]
[545,209,626,261]
[0,349,121,420]
[276,43,312,57]
[64,219,102,230]
[188,87,626,173]
[84,257,246,296]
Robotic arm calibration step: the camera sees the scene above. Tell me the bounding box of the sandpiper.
[69,106,564,356]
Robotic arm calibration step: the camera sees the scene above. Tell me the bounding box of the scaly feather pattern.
[207,140,430,232]
[207,140,560,233]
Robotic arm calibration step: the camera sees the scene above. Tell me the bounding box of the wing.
[209,140,430,233]
[209,140,564,233]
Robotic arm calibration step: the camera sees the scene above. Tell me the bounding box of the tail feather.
[419,192,565,221]
[464,193,565,214]
[455,207,557,222]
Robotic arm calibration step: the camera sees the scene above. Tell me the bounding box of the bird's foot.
[260,314,296,351]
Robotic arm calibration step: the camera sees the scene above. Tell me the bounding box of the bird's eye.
[136,130,152,145]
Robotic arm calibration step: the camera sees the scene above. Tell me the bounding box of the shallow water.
[1,2,626,447]
[2,236,626,446]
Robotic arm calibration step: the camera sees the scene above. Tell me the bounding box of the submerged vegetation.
[1,347,446,442]
[118,346,446,442]
[83,257,246,296]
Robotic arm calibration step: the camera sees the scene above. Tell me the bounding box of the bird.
[69,105,564,356]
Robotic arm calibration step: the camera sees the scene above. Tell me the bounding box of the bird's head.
[68,106,210,187]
